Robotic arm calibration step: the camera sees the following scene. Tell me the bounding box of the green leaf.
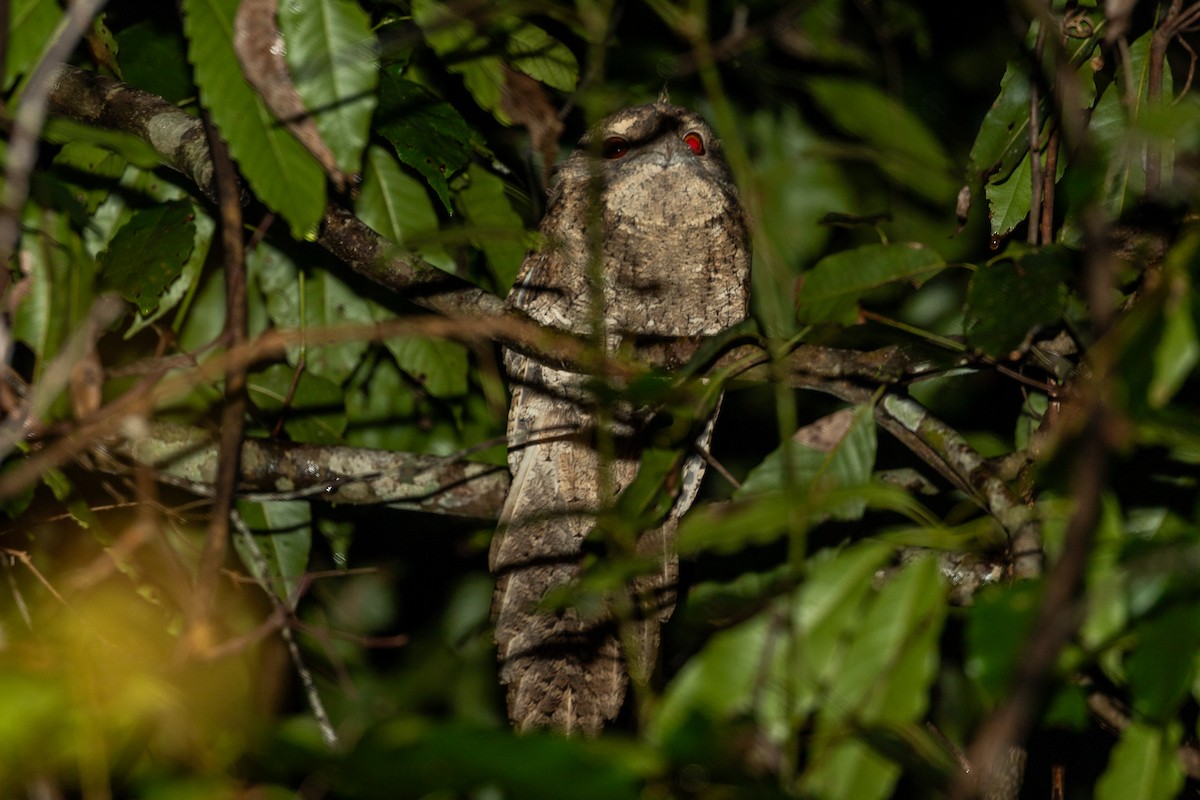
[1126,604,1200,721]
[652,541,895,744]
[805,76,956,203]
[385,336,469,399]
[502,18,578,92]
[344,351,418,451]
[11,207,98,386]
[6,0,61,92]
[1095,721,1185,800]
[456,163,529,290]
[412,0,578,113]
[97,200,197,315]
[967,61,1033,184]
[984,149,1031,239]
[280,0,378,175]
[376,68,478,212]
[797,242,945,324]
[234,499,313,603]
[965,581,1042,703]
[738,405,876,518]
[254,243,372,383]
[184,0,326,239]
[247,363,346,445]
[51,142,126,214]
[127,206,213,338]
[115,18,194,104]
[1149,272,1199,408]
[357,144,450,272]
[963,248,1068,357]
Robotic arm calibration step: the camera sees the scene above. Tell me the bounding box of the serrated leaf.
[805,76,956,203]
[184,0,326,239]
[280,0,378,175]
[98,200,196,315]
[456,163,528,290]
[797,242,944,324]
[963,249,1068,357]
[376,68,477,211]
[6,0,61,92]
[1095,721,1185,800]
[234,499,312,603]
[127,206,213,338]
[247,363,346,445]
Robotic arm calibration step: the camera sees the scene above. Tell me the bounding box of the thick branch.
[105,422,509,519]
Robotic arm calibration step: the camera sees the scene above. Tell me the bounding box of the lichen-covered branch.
[105,422,509,519]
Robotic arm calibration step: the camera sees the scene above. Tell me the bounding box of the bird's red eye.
[602,137,629,159]
[683,131,705,155]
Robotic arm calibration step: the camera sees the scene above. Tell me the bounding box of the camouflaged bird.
[490,97,751,734]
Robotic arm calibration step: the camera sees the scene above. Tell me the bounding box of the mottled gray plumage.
[489,98,751,734]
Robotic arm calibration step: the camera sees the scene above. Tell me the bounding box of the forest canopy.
[2,1,1200,798]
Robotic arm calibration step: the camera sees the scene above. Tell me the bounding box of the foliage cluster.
[1,0,1200,798]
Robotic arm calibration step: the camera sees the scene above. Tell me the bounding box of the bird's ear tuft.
[657,85,671,107]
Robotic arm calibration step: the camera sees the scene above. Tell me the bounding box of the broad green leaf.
[280,0,378,175]
[344,351,418,451]
[127,205,213,338]
[456,163,529,291]
[357,145,451,274]
[1095,721,1185,800]
[234,499,313,603]
[965,581,1042,703]
[738,404,876,520]
[376,69,478,212]
[6,0,61,92]
[802,557,946,800]
[412,0,503,113]
[184,0,326,239]
[1150,269,1199,408]
[984,150,1032,239]
[503,19,578,92]
[97,200,196,315]
[963,248,1068,357]
[115,18,193,104]
[805,76,956,203]
[341,723,652,800]
[967,61,1033,184]
[11,207,98,387]
[1126,604,1200,721]
[797,242,944,324]
[51,142,126,214]
[385,336,469,399]
[412,0,578,114]
[247,363,346,445]
[652,541,895,744]
[253,243,372,383]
